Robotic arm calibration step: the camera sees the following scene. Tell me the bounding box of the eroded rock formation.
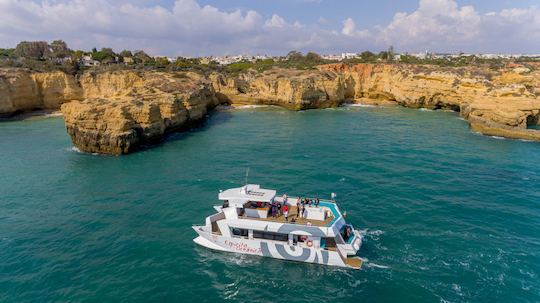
[0,68,82,116]
[210,69,349,110]
[317,63,540,140]
[211,63,540,141]
[62,71,219,154]
[1,63,540,154]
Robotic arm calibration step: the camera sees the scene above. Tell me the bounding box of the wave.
[359,229,384,236]
[418,108,434,111]
[70,146,82,153]
[232,105,275,109]
[68,146,100,156]
[343,103,377,108]
[44,111,63,117]
[365,262,390,269]
[490,136,506,140]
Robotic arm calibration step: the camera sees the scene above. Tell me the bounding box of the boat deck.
[240,205,334,227]
[345,256,363,269]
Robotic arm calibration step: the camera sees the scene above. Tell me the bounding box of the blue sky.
[0,0,539,56]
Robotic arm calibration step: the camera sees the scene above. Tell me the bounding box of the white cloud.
[265,14,286,28]
[341,18,356,36]
[0,0,538,55]
[372,0,540,53]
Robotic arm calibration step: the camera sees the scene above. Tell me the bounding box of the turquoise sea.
[1,105,539,302]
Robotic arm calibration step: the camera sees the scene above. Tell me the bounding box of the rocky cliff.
[211,64,540,141]
[62,71,219,154]
[0,68,82,116]
[317,63,540,140]
[210,69,349,110]
[1,64,539,154]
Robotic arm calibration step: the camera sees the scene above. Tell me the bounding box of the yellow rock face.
[213,63,540,142]
[2,63,540,154]
[210,69,347,110]
[0,68,82,116]
[61,71,218,154]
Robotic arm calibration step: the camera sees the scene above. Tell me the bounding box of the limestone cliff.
[209,63,540,142]
[0,68,82,116]
[210,69,349,110]
[1,64,540,154]
[317,63,540,140]
[61,71,219,154]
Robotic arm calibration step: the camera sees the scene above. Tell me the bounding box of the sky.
[0,0,539,56]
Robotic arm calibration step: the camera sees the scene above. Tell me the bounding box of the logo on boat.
[224,240,261,254]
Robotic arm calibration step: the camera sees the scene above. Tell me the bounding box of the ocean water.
[1,106,539,302]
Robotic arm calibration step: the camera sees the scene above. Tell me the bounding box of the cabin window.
[231,228,248,238]
[253,230,288,242]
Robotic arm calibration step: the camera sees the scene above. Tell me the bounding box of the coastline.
[0,109,63,121]
[1,63,540,154]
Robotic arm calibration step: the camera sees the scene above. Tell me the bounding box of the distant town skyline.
[0,0,539,56]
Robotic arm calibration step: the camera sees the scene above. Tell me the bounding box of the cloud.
[373,0,540,53]
[0,0,538,55]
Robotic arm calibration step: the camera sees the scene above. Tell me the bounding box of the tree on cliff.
[92,48,117,64]
[155,57,170,68]
[387,45,395,62]
[0,48,15,59]
[119,50,133,58]
[286,51,304,61]
[359,51,377,62]
[133,50,153,65]
[305,52,323,63]
[50,40,70,58]
[14,41,51,59]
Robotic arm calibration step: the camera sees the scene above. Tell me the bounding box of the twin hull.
[193,227,350,268]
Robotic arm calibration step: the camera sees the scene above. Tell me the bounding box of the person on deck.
[301,205,306,219]
[296,200,301,218]
[283,204,289,222]
[315,198,319,208]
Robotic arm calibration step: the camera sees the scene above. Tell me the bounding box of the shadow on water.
[130,109,234,154]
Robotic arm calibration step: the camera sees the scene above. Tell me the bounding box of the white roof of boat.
[219,184,276,203]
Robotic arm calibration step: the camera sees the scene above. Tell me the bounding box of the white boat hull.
[193,226,359,269]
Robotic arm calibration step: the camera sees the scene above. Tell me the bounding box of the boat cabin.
[214,184,360,253]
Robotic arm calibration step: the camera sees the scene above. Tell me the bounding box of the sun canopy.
[219,184,276,207]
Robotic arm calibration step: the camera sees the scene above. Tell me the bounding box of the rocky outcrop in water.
[62,71,219,154]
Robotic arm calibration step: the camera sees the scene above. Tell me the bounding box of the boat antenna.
[244,167,250,186]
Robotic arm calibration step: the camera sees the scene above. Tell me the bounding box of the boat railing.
[287,197,336,204]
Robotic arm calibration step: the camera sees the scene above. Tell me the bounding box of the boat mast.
[244,167,250,186]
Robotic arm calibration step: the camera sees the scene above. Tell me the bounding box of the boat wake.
[359,229,384,237]
[359,257,390,269]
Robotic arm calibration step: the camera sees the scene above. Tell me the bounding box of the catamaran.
[192,184,363,269]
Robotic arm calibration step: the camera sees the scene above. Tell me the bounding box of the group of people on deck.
[249,194,321,223]
[296,197,320,220]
